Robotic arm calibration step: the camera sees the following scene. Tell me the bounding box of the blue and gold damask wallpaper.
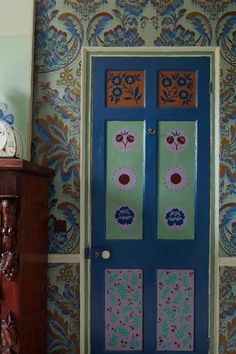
[32,0,236,352]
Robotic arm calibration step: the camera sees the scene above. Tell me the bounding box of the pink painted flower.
[113,168,136,191]
[165,130,188,152]
[113,129,136,151]
[164,167,188,191]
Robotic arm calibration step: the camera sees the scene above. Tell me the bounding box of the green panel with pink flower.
[106,121,144,239]
[157,121,196,239]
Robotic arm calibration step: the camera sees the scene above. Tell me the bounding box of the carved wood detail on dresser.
[0,159,54,354]
[0,197,19,282]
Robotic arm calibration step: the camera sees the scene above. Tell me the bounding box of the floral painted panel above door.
[158,71,196,107]
[106,71,145,107]
[157,121,196,239]
[106,121,144,239]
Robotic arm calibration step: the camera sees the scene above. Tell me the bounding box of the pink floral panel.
[105,269,143,350]
[157,269,194,351]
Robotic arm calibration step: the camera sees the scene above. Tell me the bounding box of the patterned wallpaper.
[219,267,236,353]
[32,0,236,352]
[47,263,80,353]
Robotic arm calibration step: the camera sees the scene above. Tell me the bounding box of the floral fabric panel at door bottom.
[157,269,194,351]
[105,269,143,350]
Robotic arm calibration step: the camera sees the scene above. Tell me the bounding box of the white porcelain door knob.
[101,250,111,260]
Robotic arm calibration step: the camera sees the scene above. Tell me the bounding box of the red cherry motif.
[127,134,135,143]
[114,130,136,151]
[115,134,123,142]
[177,136,185,144]
[166,131,187,152]
[167,135,174,144]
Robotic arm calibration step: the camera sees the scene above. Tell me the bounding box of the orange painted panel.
[158,71,196,107]
[106,71,144,107]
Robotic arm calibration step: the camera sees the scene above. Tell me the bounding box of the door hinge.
[209,81,213,94]
[85,247,90,259]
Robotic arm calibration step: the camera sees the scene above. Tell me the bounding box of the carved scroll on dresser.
[1,312,17,354]
[0,197,19,281]
[0,197,19,354]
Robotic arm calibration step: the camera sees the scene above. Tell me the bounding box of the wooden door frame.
[80,47,220,354]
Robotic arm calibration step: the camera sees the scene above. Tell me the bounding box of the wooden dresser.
[0,159,54,354]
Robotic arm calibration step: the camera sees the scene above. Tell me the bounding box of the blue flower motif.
[104,25,144,47]
[112,87,122,97]
[0,100,14,125]
[154,26,195,47]
[125,75,135,84]
[152,0,184,16]
[37,0,56,15]
[35,30,47,52]
[179,90,189,99]
[115,206,135,226]
[116,0,148,16]
[0,110,14,125]
[112,75,122,85]
[177,77,186,86]
[176,25,195,46]
[35,25,68,67]
[165,208,185,226]
[162,77,172,87]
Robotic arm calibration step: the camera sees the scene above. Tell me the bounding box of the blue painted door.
[91,56,210,353]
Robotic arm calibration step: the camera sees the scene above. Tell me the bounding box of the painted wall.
[0,0,34,36]
[0,0,34,159]
[32,0,236,353]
